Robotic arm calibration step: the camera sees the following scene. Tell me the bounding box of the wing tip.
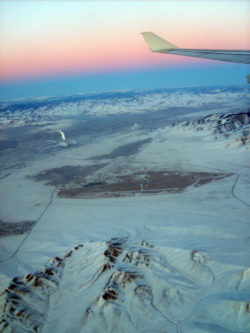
[141,32,178,52]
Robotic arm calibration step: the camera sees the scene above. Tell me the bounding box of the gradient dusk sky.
[0,0,249,100]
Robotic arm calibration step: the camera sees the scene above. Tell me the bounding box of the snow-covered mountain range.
[0,87,249,127]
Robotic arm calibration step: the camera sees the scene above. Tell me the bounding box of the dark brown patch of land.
[88,138,152,160]
[29,164,106,186]
[58,171,232,199]
[0,221,35,237]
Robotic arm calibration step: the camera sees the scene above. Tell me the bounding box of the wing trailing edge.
[141,32,250,65]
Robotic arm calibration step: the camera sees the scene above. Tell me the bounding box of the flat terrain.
[0,221,35,237]
[58,170,232,198]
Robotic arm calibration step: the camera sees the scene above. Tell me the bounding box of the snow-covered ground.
[1,87,249,128]
[0,88,249,333]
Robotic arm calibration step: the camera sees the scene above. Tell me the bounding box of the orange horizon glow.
[1,33,249,82]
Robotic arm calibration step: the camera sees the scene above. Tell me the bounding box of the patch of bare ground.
[58,171,233,199]
[29,164,107,186]
[0,221,35,237]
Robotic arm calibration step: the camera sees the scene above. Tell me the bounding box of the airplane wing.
[141,32,250,64]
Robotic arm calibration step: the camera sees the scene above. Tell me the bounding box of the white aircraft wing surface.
[141,32,250,64]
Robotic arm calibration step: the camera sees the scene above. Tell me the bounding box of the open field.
[58,170,232,198]
[0,221,35,237]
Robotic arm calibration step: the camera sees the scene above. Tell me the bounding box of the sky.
[0,0,249,100]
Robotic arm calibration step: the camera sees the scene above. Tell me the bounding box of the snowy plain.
[0,87,249,333]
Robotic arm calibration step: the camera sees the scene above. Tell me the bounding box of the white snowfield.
[0,88,249,128]
[0,92,249,332]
